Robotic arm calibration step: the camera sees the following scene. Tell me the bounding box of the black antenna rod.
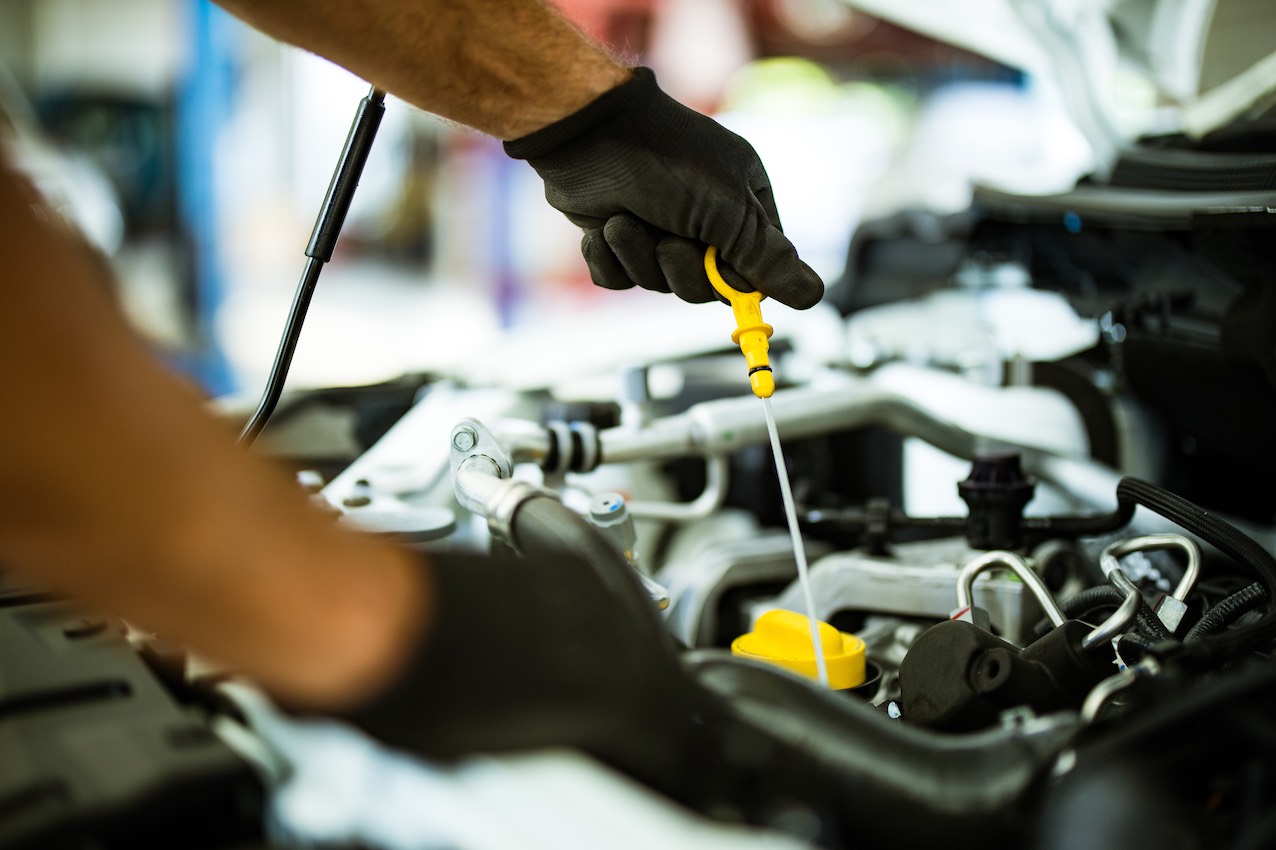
[239,84,386,447]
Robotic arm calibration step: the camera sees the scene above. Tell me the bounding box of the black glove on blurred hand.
[339,550,713,800]
[504,67,824,309]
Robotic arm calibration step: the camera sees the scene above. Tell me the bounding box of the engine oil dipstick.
[705,246,829,686]
[703,246,774,398]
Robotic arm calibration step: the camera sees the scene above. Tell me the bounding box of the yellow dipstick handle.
[705,246,774,398]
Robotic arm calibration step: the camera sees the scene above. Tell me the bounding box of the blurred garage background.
[0,0,1092,402]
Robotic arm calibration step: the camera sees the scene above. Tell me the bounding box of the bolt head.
[452,427,478,452]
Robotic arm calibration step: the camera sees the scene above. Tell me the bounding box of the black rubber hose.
[1061,585,1125,620]
[1067,660,1276,764]
[1034,478,1276,658]
[800,503,1134,545]
[1034,586,1123,639]
[509,496,1084,845]
[1035,584,1172,642]
[1138,599,1174,641]
[1028,478,1276,658]
[1021,504,1134,538]
[1184,583,1267,642]
[686,652,1079,848]
[347,546,1078,848]
[1113,631,1160,656]
[800,507,965,532]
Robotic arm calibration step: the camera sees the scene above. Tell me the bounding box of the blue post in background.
[175,0,236,396]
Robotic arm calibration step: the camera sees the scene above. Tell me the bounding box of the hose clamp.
[486,480,551,547]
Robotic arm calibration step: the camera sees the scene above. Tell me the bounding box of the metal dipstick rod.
[239,85,387,446]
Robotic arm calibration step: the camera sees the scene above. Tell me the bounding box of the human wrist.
[498,61,633,141]
[504,66,659,158]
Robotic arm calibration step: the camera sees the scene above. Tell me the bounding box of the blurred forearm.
[214,0,631,139]
[0,164,430,709]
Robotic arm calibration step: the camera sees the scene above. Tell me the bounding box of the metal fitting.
[1099,533,1200,636]
[1100,533,1201,603]
[485,480,551,547]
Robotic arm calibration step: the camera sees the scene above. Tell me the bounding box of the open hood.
[844,0,1276,169]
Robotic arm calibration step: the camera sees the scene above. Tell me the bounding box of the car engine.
[4,2,1276,846]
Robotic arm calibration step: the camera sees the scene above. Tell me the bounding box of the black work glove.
[339,550,716,801]
[504,67,824,309]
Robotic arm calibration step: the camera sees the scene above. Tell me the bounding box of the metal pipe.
[627,454,729,522]
[1082,569,1142,650]
[453,457,508,516]
[956,551,1067,628]
[1081,658,1160,722]
[1099,533,1201,603]
[450,419,668,607]
[491,418,553,465]
[597,376,1124,511]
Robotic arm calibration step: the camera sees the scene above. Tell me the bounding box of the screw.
[452,427,478,452]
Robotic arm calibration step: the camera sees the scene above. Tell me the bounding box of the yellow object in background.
[704,246,774,399]
[732,609,866,690]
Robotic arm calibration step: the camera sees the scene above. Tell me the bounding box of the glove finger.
[719,213,824,310]
[581,229,636,291]
[604,214,670,294]
[753,183,784,232]
[680,186,821,309]
[657,237,753,304]
[564,211,607,231]
[717,255,754,293]
[655,237,716,303]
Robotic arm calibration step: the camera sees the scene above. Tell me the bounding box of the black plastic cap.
[959,454,1036,550]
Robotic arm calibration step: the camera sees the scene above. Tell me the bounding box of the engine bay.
[5,164,1276,850]
[4,4,1276,843]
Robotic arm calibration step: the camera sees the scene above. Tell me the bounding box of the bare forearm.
[0,165,429,708]
[216,0,630,139]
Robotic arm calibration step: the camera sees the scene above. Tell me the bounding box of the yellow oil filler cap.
[732,609,866,690]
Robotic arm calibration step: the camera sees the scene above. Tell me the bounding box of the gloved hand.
[338,549,715,801]
[505,68,823,309]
